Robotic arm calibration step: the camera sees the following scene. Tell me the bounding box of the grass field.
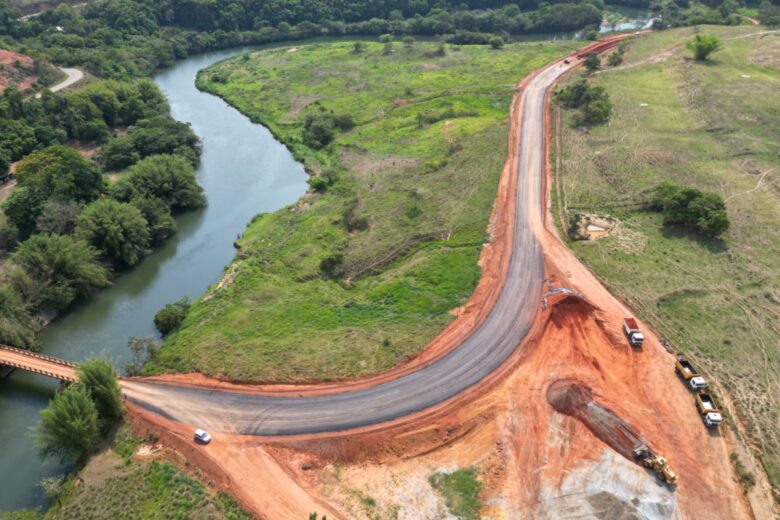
[145,39,578,382]
[553,26,780,490]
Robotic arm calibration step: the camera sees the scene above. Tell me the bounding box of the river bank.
[0,47,308,512]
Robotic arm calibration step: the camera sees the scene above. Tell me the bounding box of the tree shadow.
[659,224,728,253]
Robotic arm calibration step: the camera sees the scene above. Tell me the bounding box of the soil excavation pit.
[547,380,649,462]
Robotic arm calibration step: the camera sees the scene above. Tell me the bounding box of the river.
[0,47,307,512]
[0,9,658,509]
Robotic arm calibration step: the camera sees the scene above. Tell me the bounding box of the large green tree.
[124,154,205,211]
[13,145,103,204]
[78,357,124,432]
[0,286,37,349]
[34,385,100,463]
[11,233,111,310]
[76,199,150,266]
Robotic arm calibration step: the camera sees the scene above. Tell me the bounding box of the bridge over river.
[0,345,78,383]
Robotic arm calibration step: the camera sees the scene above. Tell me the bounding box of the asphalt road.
[122,56,575,436]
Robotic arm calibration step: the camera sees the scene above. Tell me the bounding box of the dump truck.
[633,445,677,486]
[675,355,708,390]
[695,393,723,428]
[623,318,645,348]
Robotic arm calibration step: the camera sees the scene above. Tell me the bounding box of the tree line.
[0,80,203,350]
[0,0,606,79]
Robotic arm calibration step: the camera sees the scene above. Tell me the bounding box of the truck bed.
[624,318,640,330]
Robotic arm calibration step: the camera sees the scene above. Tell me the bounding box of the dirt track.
[122,35,756,519]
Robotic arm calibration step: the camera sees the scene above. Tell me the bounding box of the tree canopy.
[651,182,730,237]
[34,385,100,463]
[76,199,151,266]
[686,34,723,60]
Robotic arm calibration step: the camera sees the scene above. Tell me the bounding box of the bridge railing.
[0,344,79,368]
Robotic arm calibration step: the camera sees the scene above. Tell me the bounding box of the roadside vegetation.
[429,468,482,520]
[144,39,579,382]
[552,25,780,493]
[3,425,249,520]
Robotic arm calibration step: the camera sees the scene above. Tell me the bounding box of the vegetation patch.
[145,39,578,382]
[429,467,482,520]
[553,26,780,489]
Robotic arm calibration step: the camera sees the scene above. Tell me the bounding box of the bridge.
[0,345,79,382]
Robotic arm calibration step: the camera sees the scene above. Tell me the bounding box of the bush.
[34,385,99,463]
[489,36,504,49]
[686,34,723,60]
[154,297,191,336]
[78,357,124,432]
[76,198,150,266]
[307,177,329,192]
[650,182,729,237]
[583,51,601,71]
[125,336,159,376]
[555,80,612,127]
[320,253,344,280]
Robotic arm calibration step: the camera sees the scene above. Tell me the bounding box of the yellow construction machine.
[633,445,677,486]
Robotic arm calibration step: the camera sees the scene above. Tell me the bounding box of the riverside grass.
[553,26,780,487]
[145,39,578,382]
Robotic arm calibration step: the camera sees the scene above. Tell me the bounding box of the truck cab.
[623,318,645,348]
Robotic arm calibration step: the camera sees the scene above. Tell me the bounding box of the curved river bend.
[0,48,307,511]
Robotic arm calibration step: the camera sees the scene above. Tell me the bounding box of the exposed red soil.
[0,50,37,94]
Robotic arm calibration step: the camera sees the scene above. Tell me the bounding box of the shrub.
[154,297,191,336]
[125,336,159,376]
[320,253,344,280]
[78,357,124,432]
[583,51,601,71]
[308,177,329,192]
[686,34,723,61]
[489,36,504,49]
[34,385,99,463]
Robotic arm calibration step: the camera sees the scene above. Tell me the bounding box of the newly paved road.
[123,56,575,436]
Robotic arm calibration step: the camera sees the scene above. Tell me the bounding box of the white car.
[194,429,212,444]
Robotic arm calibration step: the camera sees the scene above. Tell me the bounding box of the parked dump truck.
[623,318,645,348]
[675,355,708,390]
[695,393,723,428]
[633,445,677,485]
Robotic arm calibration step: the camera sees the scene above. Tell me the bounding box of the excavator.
[633,445,677,486]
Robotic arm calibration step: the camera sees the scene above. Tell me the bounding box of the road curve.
[123,48,592,436]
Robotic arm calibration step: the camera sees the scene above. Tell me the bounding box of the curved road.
[123,52,585,436]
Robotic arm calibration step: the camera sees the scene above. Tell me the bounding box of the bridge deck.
[0,345,79,382]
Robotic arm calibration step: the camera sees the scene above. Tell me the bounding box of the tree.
[12,234,111,310]
[583,52,601,71]
[76,198,150,266]
[130,196,176,244]
[555,80,612,127]
[402,36,416,49]
[78,357,123,432]
[125,336,159,376]
[2,186,46,238]
[686,34,723,61]
[34,385,99,463]
[35,200,83,235]
[489,36,504,49]
[352,41,365,54]
[154,297,191,336]
[651,182,730,237]
[0,285,36,349]
[125,154,205,211]
[13,145,103,203]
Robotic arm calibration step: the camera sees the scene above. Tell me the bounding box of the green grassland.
[553,26,780,489]
[146,39,578,382]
